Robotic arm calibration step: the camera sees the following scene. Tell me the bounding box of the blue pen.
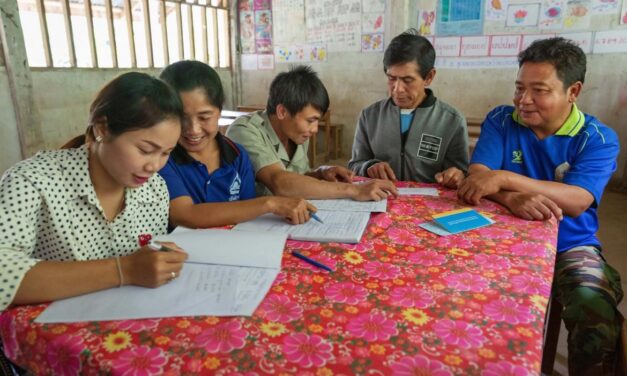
[309,211,324,224]
[291,251,333,272]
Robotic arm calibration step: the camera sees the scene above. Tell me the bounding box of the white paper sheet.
[233,210,371,243]
[155,229,286,269]
[36,229,286,323]
[37,264,281,322]
[397,187,439,196]
[308,199,387,212]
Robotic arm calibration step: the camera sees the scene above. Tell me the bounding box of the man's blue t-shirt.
[159,133,256,204]
[471,105,619,252]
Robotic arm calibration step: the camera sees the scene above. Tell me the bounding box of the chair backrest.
[236,105,265,113]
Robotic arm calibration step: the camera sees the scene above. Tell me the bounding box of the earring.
[95,135,103,143]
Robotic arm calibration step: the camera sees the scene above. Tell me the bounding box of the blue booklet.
[430,208,493,234]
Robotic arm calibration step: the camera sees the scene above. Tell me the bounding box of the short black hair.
[89,72,183,137]
[518,37,586,88]
[160,60,225,110]
[266,65,329,116]
[383,28,435,79]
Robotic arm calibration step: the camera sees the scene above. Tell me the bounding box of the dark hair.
[518,37,586,88]
[267,65,329,116]
[383,29,435,79]
[63,72,183,148]
[160,60,225,110]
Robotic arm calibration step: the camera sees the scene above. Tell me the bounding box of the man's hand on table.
[457,170,506,205]
[501,191,563,221]
[316,165,355,183]
[435,167,465,189]
[350,179,398,201]
[366,162,397,182]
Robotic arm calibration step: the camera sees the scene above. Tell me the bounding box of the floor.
[319,152,627,376]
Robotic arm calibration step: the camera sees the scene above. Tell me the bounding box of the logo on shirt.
[417,134,441,161]
[554,162,570,182]
[229,175,241,201]
[512,150,523,164]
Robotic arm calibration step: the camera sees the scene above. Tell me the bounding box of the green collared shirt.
[512,103,586,137]
[227,110,310,196]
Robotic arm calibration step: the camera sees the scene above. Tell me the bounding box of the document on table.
[36,229,287,322]
[154,229,286,268]
[233,210,371,243]
[397,187,439,196]
[37,264,280,322]
[308,198,387,212]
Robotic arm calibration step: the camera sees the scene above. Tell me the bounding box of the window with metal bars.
[16,0,231,69]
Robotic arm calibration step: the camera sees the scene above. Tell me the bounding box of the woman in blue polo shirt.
[159,61,315,228]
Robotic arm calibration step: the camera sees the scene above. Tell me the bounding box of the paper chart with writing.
[272,0,306,44]
[306,0,362,52]
[234,211,371,243]
[308,198,387,212]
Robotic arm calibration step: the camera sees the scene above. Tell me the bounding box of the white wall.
[0,67,234,174]
[239,1,627,185]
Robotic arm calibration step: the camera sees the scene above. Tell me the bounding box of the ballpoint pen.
[309,211,324,224]
[149,241,175,252]
[291,251,333,272]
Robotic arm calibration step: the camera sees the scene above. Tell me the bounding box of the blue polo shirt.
[471,105,619,253]
[159,133,256,204]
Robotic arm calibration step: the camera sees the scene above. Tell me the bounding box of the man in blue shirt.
[457,37,622,374]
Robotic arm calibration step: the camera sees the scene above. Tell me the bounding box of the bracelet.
[115,256,124,288]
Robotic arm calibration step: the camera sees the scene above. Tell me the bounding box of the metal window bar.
[83,0,98,67]
[60,0,76,66]
[21,0,229,69]
[142,0,154,67]
[159,0,169,65]
[104,0,118,67]
[123,0,137,67]
[35,0,52,67]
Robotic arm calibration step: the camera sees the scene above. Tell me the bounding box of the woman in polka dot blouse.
[0,72,188,311]
[158,60,315,228]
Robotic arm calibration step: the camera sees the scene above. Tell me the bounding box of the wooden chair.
[542,299,627,375]
[466,117,483,158]
[236,105,265,112]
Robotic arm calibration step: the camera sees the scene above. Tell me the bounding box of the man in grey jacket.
[348,30,468,186]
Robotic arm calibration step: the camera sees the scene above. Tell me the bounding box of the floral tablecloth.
[0,183,557,375]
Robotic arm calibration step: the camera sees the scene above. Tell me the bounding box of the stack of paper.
[36,230,286,323]
[233,210,372,243]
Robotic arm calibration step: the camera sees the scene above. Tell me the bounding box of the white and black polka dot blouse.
[0,145,169,311]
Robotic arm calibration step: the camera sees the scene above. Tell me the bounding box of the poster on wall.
[506,3,540,27]
[306,0,362,52]
[240,11,256,53]
[254,10,274,53]
[591,0,619,15]
[539,0,565,29]
[274,44,328,62]
[485,0,508,20]
[621,0,627,24]
[362,33,384,52]
[418,9,437,35]
[563,0,592,29]
[273,0,306,44]
[436,0,486,36]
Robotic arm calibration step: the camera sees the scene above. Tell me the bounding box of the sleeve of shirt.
[236,144,257,200]
[348,109,381,176]
[563,124,620,206]
[158,159,191,200]
[0,171,42,311]
[227,120,283,174]
[470,107,507,170]
[442,115,470,173]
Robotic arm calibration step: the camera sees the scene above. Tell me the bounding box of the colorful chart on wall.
[436,0,485,36]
